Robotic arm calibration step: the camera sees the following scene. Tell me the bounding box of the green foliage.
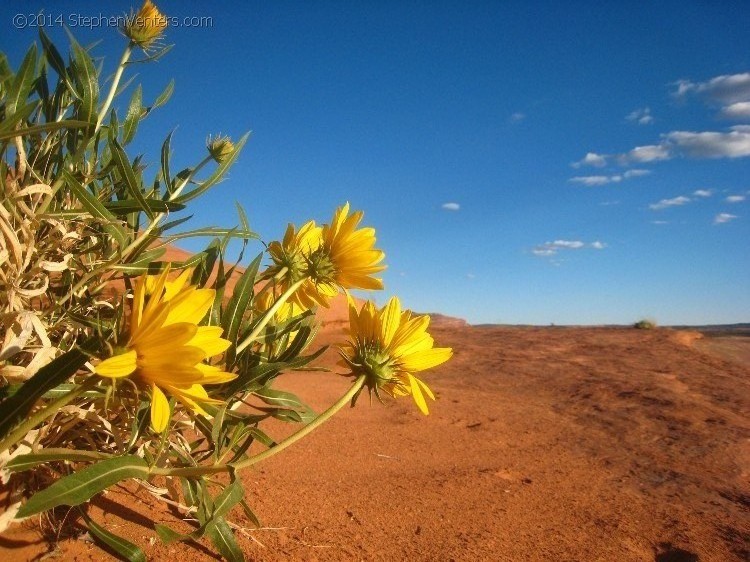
[633,319,657,329]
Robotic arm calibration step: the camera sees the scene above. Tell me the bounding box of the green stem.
[0,377,100,454]
[235,278,304,354]
[96,43,133,134]
[150,375,366,478]
[118,154,213,262]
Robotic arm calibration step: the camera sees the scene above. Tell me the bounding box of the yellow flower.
[123,0,168,49]
[312,203,385,295]
[340,296,452,414]
[267,220,328,309]
[95,267,236,432]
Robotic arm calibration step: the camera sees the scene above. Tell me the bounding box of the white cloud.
[625,144,671,163]
[726,195,746,203]
[693,189,713,197]
[441,202,460,211]
[714,212,738,224]
[673,73,750,105]
[569,175,619,186]
[532,239,605,257]
[626,107,653,125]
[664,127,750,158]
[721,101,750,120]
[466,273,476,279]
[650,220,669,225]
[623,169,652,178]
[509,112,526,123]
[649,196,691,210]
[569,168,650,186]
[571,152,607,168]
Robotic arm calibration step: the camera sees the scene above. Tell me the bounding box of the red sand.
[2,265,748,560]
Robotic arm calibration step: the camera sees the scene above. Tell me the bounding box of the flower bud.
[207,135,235,164]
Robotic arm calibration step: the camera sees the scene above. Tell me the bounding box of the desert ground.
[1,282,748,561]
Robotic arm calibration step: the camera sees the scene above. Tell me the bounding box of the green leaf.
[103,198,185,215]
[81,510,147,562]
[161,131,175,194]
[207,517,245,562]
[160,227,258,243]
[173,132,250,204]
[16,455,149,518]
[67,31,99,124]
[0,343,92,442]
[154,524,190,544]
[122,84,142,145]
[6,450,111,472]
[222,253,262,364]
[0,100,40,136]
[239,500,261,528]
[254,387,315,422]
[212,477,244,521]
[63,169,127,247]
[6,43,37,117]
[39,28,74,93]
[0,117,92,141]
[151,78,174,110]
[110,135,154,219]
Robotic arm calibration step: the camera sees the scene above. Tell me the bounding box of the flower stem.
[96,43,133,134]
[235,278,304,354]
[150,375,366,478]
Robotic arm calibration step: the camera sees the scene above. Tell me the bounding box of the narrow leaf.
[0,344,91,441]
[81,510,147,562]
[63,169,127,247]
[122,84,142,145]
[110,135,154,219]
[16,456,149,517]
[6,43,37,117]
[207,517,245,562]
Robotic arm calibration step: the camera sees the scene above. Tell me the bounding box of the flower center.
[306,248,337,285]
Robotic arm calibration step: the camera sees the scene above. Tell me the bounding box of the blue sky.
[3,1,749,325]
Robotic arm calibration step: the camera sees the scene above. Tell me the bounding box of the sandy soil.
[1,305,748,561]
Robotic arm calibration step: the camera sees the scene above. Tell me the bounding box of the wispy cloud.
[441,202,460,211]
[673,72,750,117]
[577,126,750,167]
[571,152,607,168]
[626,107,653,125]
[649,195,691,210]
[693,189,713,197]
[650,220,669,225]
[721,101,750,120]
[714,212,738,224]
[509,112,526,123]
[569,168,651,186]
[726,194,746,203]
[532,239,605,257]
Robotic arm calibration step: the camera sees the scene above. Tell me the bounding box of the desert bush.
[0,3,452,560]
[633,319,657,329]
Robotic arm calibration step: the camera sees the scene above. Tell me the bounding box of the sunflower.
[304,202,386,306]
[339,296,452,414]
[266,220,328,309]
[123,0,168,49]
[95,267,236,432]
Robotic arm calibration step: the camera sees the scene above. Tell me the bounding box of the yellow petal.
[163,268,193,301]
[164,287,215,326]
[195,363,238,384]
[408,373,430,415]
[379,297,401,347]
[186,326,231,359]
[95,350,137,378]
[150,384,170,432]
[399,347,453,372]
